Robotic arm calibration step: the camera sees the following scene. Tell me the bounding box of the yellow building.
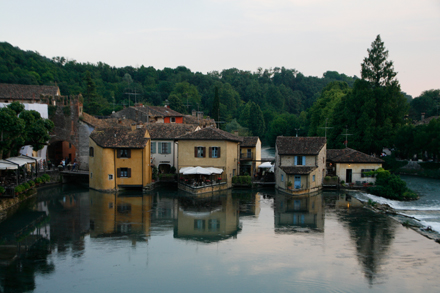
[176,127,242,191]
[275,136,327,195]
[239,136,261,176]
[89,125,152,191]
[327,148,384,185]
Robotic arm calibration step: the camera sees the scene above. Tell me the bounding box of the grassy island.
[367,168,418,201]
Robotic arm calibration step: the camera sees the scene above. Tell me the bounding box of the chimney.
[421,112,425,121]
[131,123,136,131]
[192,109,196,117]
[234,131,239,136]
[136,122,143,129]
[118,118,122,124]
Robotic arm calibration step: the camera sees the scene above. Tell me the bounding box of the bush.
[14,185,23,193]
[0,186,5,193]
[367,168,418,200]
[170,166,176,174]
[152,166,158,180]
[232,175,251,185]
[28,180,35,186]
[23,182,30,190]
[35,177,43,184]
[324,176,331,181]
[42,174,50,181]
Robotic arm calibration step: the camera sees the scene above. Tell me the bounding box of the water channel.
[1,179,440,292]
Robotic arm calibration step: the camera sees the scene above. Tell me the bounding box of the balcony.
[240,152,253,160]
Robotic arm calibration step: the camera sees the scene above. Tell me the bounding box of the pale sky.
[1,0,439,98]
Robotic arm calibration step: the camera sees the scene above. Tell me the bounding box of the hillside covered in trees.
[1,39,439,159]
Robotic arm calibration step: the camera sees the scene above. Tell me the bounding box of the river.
[353,175,440,234]
[1,183,440,292]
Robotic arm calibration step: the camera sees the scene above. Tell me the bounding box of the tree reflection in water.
[333,193,396,286]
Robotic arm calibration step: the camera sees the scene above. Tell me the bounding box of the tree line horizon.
[0,36,439,160]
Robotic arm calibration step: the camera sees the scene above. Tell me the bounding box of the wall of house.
[164,117,183,123]
[115,148,143,187]
[336,163,382,184]
[151,140,175,171]
[177,140,239,188]
[89,140,116,191]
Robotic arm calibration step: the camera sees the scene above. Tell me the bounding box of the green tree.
[168,94,185,114]
[0,106,25,158]
[212,86,220,122]
[361,35,397,87]
[248,102,265,137]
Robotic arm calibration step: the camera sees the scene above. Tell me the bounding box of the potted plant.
[0,186,5,196]
[287,181,293,190]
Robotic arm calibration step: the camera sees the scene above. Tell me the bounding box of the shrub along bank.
[367,168,418,201]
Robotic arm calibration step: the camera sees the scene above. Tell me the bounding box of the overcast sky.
[1,0,439,98]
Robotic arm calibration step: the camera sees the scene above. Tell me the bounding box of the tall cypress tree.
[212,86,220,123]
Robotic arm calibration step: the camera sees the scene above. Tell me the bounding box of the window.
[208,219,220,231]
[151,142,156,154]
[194,219,205,231]
[295,156,305,166]
[209,147,221,158]
[118,149,130,158]
[109,202,113,209]
[69,143,72,149]
[89,147,94,157]
[361,169,374,178]
[195,146,206,158]
[117,168,131,178]
[281,174,284,182]
[247,149,252,158]
[171,117,176,123]
[108,174,113,180]
[159,142,171,154]
[313,175,315,182]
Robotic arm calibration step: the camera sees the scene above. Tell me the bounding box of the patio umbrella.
[205,167,223,174]
[258,162,273,169]
[182,166,212,175]
[0,160,19,170]
[179,166,195,173]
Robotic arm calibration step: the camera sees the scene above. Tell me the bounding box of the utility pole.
[340,126,353,148]
[124,88,142,107]
[319,118,333,139]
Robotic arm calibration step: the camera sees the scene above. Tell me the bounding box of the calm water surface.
[1,184,440,292]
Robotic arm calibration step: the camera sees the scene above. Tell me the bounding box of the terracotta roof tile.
[327,148,384,163]
[0,83,60,100]
[241,136,259,147]
[279,166,317,175]
[136,105,184,117]
[145,123,197,140]
[90,127,149,148]
[276,137,326,155]
[177,127,243,142]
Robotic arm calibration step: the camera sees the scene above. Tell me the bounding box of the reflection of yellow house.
[239,136,261,176]
[174,194,240,242]
[89,125,152,191]
[274,192,324,231]
[275,137,326,195]
[177,127,242,190]
[89,191,152,240]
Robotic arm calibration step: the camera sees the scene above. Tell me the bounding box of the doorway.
[346,169,352,183]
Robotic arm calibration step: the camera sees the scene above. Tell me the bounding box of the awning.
[259,162,273,168]
[3,157,28,167]
[0,160,19,170]
[181,166,224,175]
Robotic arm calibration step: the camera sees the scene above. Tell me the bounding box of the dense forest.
[0,39,439,160]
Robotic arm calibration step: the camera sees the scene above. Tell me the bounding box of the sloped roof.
[81,112,136,128]
[177,127,243,142]
[241,136,259,147]
[0,83,60,99]
[276,137,326,155]
[183,115,216,127]
[136,105,184,117]
[90,127,149,149]
[327,148,384,164]
[145,123,197,140]
[279,166,317,175]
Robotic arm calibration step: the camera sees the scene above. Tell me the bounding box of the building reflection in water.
[274,191,324,232]
[334,193,396,286]
[174,192,242,243]
[89,190,153,244]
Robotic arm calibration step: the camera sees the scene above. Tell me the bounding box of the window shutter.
[194,147,197,157]
[167,142,171,154]
[127,168,131,178]
[117,150,121,158]
[158,142,162,154]
[151,142,156,154]
[117,168,121,177]
[127,149,131,158]
[209,147,212,158]
[294,156,298,165]
[203,147,206,157]
[218,147,221,158]
[302,156,306,165]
